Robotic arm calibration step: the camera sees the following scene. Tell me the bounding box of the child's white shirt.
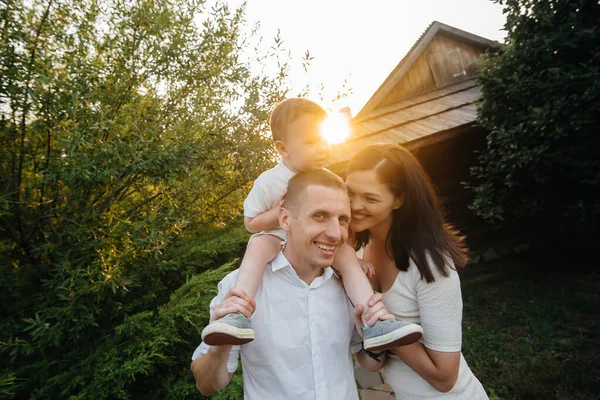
[243,159,295,239]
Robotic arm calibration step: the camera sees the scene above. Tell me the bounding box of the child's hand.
[358,258,375,278]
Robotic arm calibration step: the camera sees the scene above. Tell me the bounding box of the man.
[191,169,391,399]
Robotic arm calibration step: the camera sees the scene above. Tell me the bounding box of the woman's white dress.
[360,249,489,399]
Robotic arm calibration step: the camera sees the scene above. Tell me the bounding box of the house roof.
[329,78,480,165]
[355,21,500,120]
[328,22,500,168]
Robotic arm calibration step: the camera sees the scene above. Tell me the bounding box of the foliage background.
[469,0,600,226]
[0,0,287,397]
[2,0,599,398]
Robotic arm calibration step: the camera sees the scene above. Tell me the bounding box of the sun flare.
[321,113,350,144]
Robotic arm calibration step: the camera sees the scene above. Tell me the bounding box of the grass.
[460,246,599,400]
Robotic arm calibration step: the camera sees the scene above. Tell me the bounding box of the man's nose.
[324,219,342,241]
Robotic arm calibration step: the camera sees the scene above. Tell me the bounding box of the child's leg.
[333,243,424,351]
[234,234,283,300]
[333,244,374,326]
[201,234,282,346]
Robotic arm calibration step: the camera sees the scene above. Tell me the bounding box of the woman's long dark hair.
[349,144,469,283]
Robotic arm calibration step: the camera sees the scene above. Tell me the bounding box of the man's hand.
[353,292,395,338]
[211,287,256,323]
[192,289,250,396]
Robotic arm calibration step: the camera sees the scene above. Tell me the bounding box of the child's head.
[270,98,330,173]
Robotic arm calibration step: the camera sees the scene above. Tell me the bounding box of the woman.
[346,144,488,399]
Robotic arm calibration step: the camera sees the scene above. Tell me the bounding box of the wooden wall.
[379,34,485,107]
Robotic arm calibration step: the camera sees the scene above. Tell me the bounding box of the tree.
[469,0,600,226]
[0,0,290,397]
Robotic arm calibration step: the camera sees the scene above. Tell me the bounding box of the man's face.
[281,184,351,269]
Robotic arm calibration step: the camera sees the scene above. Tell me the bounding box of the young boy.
[201,98,423,352]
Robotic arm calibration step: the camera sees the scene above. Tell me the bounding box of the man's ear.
[275,140,290,158]
[394,193,406,210]
[279,206,292,232]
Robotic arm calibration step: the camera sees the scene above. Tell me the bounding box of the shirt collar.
[271,251,335,282]
[270,251,292,272]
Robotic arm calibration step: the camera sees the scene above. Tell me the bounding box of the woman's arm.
[393,257,464,392]
[391,344,460,392]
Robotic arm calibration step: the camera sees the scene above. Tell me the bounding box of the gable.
[377,33,488,108]
[356,21,500,119]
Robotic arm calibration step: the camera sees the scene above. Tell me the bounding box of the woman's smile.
[352,212,369,222]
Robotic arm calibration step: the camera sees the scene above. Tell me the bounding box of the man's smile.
[314,241,337,256]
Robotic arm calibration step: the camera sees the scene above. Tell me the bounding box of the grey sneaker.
[201,312,255,346]
[362,319,423,352]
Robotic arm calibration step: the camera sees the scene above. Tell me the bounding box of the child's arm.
[244,190,286,233]
[244,204,280,233]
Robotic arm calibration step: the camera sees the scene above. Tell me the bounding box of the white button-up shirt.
[192,251,362,400]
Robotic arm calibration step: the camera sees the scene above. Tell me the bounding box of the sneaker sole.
[202,323,255,346]
[364,324,424,352]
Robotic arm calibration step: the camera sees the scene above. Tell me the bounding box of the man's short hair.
[270,98,327,142]
[282,169,346,216]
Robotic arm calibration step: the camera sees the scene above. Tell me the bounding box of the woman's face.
[345,169,400,233]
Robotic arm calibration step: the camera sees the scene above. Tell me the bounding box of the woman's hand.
[353,292,396,337]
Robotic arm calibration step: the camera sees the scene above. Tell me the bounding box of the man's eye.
[367,198,379,203]
[314,213,324,220]
[340,217,349,224]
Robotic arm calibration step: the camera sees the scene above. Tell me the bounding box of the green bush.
[0,0,283,397]
[2,221,249,399]
[164,221,251,278]
[469,0,600,225]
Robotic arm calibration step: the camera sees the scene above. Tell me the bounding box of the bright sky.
[232,0,507,117]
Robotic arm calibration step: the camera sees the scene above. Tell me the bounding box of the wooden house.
[328,21,501,231]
